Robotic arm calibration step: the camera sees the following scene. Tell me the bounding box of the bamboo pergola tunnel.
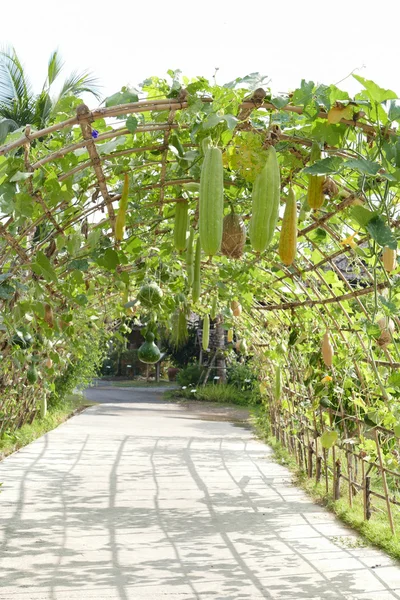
[0,72,399,533]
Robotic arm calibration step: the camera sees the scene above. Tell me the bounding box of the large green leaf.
[344,158,381,175]
[303,156,343,175]
[353,75,397,103]
[105,88,139,107]
[320,430,338,449]
[32,251,58,283]
[366,216,397,249]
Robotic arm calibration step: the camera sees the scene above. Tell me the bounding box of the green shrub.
[227,361,257,390]
[169,383,252,406]
[48,333,104,409]
[177,363,204,387]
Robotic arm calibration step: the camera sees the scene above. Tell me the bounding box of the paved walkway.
[1,386,400,599]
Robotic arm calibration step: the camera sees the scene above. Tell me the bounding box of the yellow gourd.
[322,331,334,367]
[278,188,297,266]
[382,247,397,273]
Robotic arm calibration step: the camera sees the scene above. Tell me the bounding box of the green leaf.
[344,158,381,176]
[388,101,400,122]
[353,75,397,104]
[68,258,89,271]
[292,79,315,108]
[394,425,400,438]
[0,283,15,299]
[32,251,58,283]
[105,88,139,107]
[74,293,88,306]
[102,248,120,271]
[388,372,400,389]
[320,430,338,449]
[350,206,377,227]
[379,295,398,314]
[270,96,288,109]
[366,215,397,249]
[15,192,34,218]
[303,156,343,175]
[203,113,223,130]
[221,114,238,130]
[9,171,33,182]
[126,115,138,133]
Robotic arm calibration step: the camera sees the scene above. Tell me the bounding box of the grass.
[165,383,255,406]
[253,410,400,561]
[0,394,93,460]
[97,379,175,388]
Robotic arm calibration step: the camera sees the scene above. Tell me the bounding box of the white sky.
[2,0,400,105]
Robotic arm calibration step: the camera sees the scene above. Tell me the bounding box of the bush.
[177,363,204,387]
[227,361,257,391]
[48,333,104,409]
[169,383,252,406]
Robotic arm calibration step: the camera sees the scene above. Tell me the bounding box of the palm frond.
[58,70,102,101]
[33,91,53,129]
[0,47,32,104]
[46,50,64,88]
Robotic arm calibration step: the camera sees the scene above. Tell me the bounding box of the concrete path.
[1,386,400,600]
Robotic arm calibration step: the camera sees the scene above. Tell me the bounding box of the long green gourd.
[186,229,195,285]
[199,145,224,256]
[174,200,188,252]
[192,238,201,303]
[307,142,324,210]
[249,146,280,253]
[202,314,210,350]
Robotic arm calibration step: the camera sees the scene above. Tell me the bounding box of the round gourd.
[45,357,53,369]
[174,201,189,252]
[249,146,281,253]
[221,213,246,258]
[199,146,224,257]
[231,300,242,317]
[138,332,161,364]
[378,317,395,347]
[138,282,163,308]
[27,365,38,384]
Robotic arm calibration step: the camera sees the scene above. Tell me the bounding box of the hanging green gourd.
[115,173,129,241]
[249,146,280,253]
[186,229,195,285]
[174,200,189,252]
[202,314,210,350]
[210,295,218,320]
[274,365,282,401]
[138,282,163,308]
[192,238,201,303]
[199,141,224,257]
[307,143,324,210]
[40,396,47,419]
[138,332,161,364]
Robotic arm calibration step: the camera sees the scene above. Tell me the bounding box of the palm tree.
[0,47,101,142]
